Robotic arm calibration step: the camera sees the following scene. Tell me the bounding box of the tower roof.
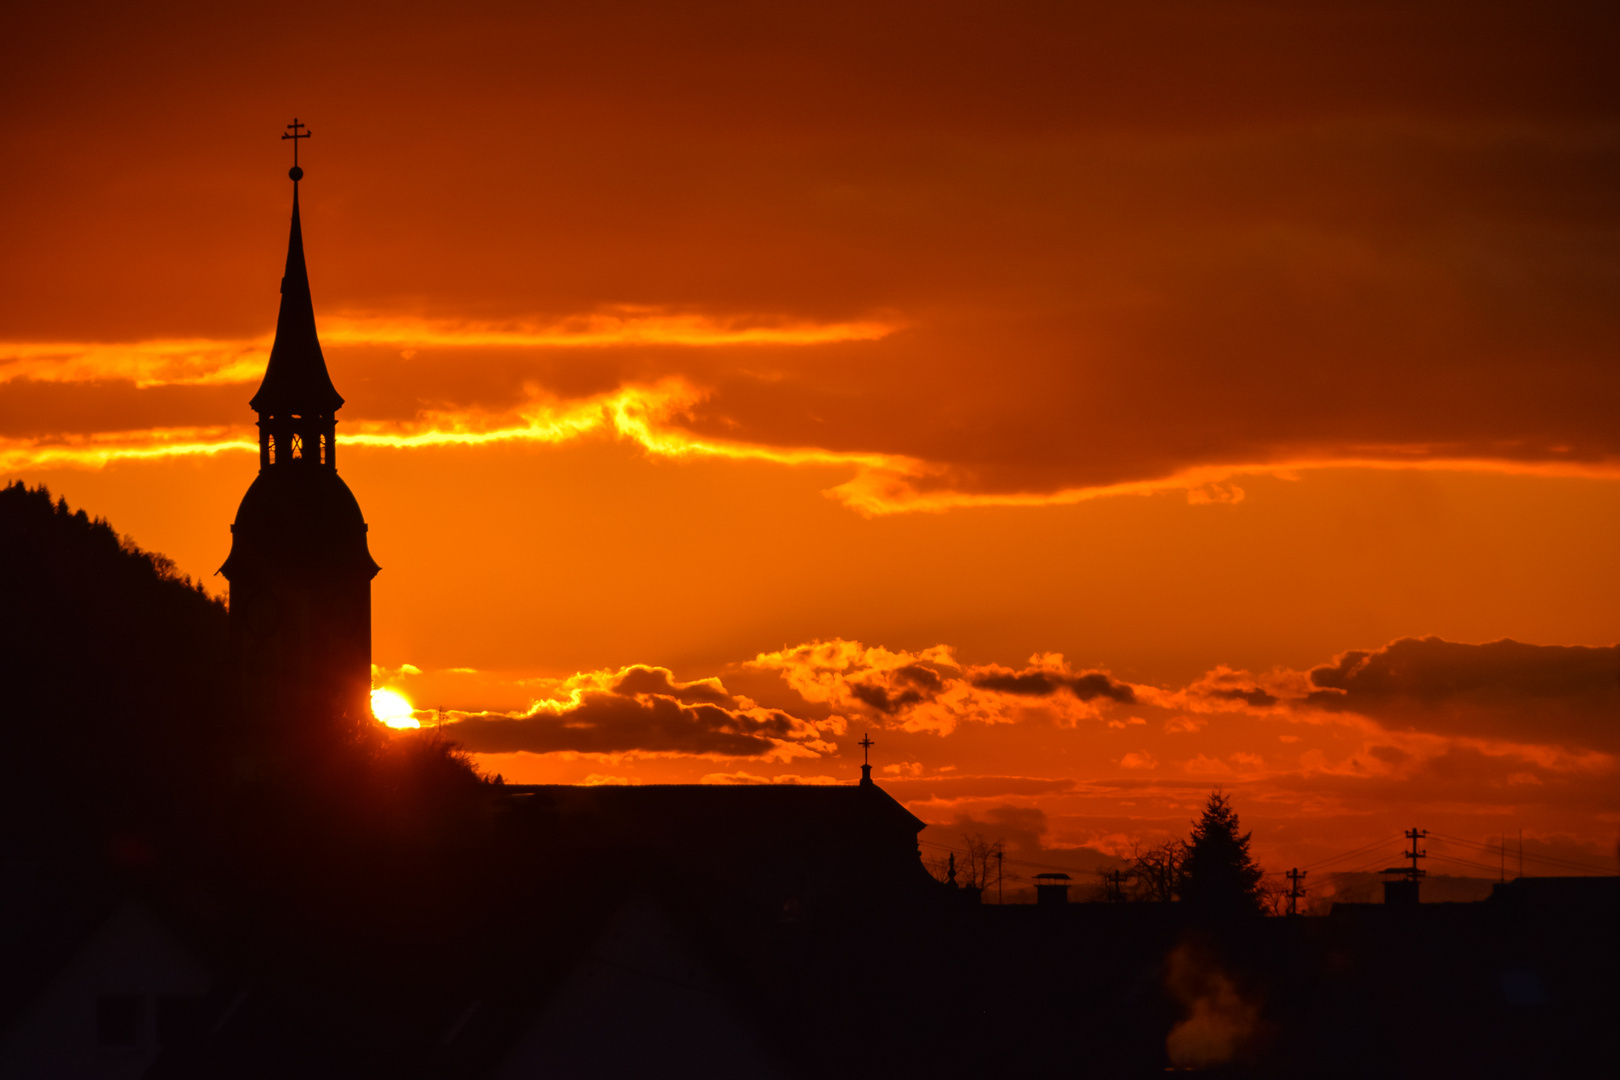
[250,182,344,416]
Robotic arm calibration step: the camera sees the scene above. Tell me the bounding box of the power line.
[1318,852,1404,879]
[1427,852,1508,877]
[1299,835,1403,873]
[1433,833,1611,875]
[1427,831,1615,876]
[1300,837,1393,870]
[1300,829,1612,880]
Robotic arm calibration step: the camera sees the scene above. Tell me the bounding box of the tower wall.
[228,566,372,735]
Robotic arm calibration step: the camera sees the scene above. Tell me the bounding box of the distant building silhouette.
[219,161,378,734]
[500,779,939,916]
[1033,872,1072,905]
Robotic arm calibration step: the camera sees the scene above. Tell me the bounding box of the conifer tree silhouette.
[1178,788,1266,918]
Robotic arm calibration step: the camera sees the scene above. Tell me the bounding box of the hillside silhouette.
[0,483,234,842]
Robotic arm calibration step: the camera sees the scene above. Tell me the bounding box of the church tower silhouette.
[220,137,379,736]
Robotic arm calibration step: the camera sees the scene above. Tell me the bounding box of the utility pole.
[1378,827,1429,905]
[1107,869,1128,903]
[1286,868,1307,916]
[1404,828,1428,882]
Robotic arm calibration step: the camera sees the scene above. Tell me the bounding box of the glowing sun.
[371,687,419,729]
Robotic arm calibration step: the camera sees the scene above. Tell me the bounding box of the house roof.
[501,781,928,837]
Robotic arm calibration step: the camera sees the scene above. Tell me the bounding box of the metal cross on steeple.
[282,118,311,177]
[859,733,874,765]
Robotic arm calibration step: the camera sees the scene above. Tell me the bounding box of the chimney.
[1381,876,1421,906]
[1034,872,1072,906]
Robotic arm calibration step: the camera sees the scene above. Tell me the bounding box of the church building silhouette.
[219,143,379,734]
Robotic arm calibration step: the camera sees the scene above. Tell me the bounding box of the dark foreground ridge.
[2,483,1616,1078]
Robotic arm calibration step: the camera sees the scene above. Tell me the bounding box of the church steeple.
[220,119,380,741]
[250,181,344,418]
[249,132,344,474]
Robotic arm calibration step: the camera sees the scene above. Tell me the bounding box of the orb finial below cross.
[282,118,311,181]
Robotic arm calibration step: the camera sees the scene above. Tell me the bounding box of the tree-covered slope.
[0,482,231,819]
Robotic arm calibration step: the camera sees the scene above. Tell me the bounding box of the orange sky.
[5,0,1618,892]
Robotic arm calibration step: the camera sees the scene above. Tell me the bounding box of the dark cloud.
[895,664,946,692]
[848,682,923,714]
[947,805,1052,854]
[971,667,1136,704]
[1206,687,1279,708]
[848,665,943,714]
[448,696,814,757]
[446,666,831,757]
[1367,745,1409,765]
[1305,637,1620,752]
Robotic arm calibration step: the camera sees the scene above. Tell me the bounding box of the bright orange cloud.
[0,310,897,388]
[10,348,1620,513]
[0,376,909,476]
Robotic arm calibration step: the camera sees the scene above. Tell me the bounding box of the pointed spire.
[250,168,344,416]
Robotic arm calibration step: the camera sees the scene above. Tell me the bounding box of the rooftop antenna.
[282,117,311,181]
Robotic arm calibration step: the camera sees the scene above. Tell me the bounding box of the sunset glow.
[371,688,419,729]
[10,6,1620,1075]
[6,0,1618,884]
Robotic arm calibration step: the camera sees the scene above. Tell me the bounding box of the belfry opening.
[219,132,380,740]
